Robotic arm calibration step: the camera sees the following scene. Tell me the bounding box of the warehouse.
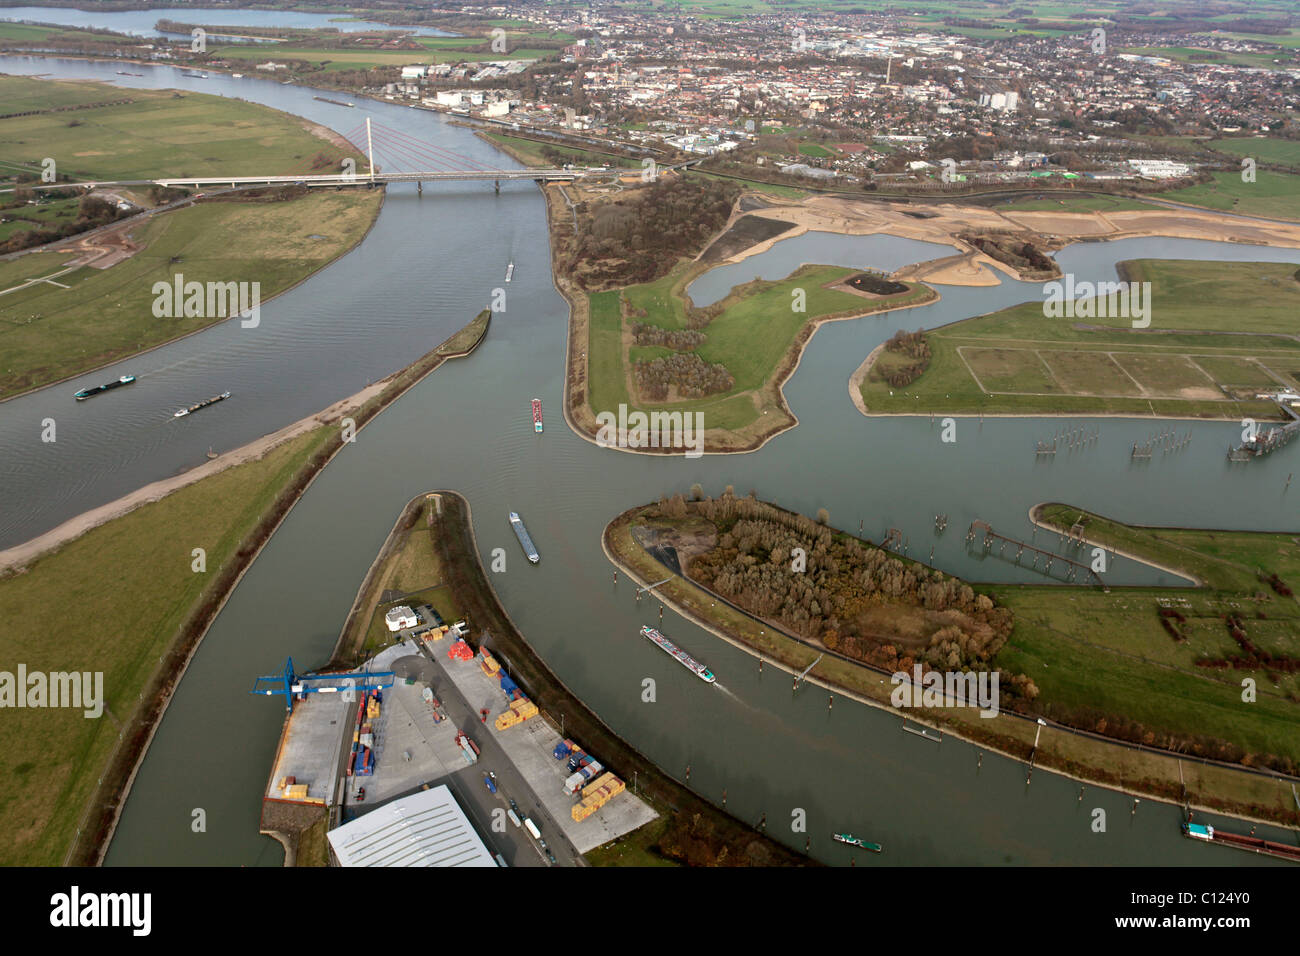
[326,784,496,867]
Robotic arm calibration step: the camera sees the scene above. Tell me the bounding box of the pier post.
[494,179,500,194]
[722,788,727,807]
[827,694,833,712]
[658,604,663,623]
[685,764,691,781]
[417,181,423,195]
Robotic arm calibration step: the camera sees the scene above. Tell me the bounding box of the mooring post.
[494,179,500,193]
[417,181,423,194]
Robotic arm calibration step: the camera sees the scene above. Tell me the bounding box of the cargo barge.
[74,374,135,400]
[313,95,354,107]
[833,832,882,853]
[532,398,543,433]
[1182,821,1300,863]
[639,626,715,683]
[509,511,540,563]
[174,391,230,418]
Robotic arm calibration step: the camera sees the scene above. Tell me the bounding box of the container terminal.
[255,622,656,866]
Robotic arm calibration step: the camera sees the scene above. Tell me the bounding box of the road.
[331,640,585,867]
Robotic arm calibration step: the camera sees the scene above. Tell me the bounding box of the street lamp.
[1033,717,1047,750]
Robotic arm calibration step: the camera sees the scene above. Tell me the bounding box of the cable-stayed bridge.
[15,119,624,192]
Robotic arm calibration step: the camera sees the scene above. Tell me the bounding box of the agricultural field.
[859,259,1300,419]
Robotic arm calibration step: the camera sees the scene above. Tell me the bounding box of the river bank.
[364,489,814,866]
[529,177,940,456]
[0,307,489,865]
[602,501,1300,830]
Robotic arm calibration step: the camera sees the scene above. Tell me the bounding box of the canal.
[0,55,1296,866]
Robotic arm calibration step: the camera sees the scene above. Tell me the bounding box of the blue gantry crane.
[250,657,395,710]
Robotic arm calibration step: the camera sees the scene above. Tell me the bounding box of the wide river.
[1,55,1297,866]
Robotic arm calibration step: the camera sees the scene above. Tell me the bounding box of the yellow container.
[284,784,309,799]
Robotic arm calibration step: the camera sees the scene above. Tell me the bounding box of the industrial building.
[384,605,418,632]
[326,784,497,867]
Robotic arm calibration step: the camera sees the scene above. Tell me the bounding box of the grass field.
[682,168,809,200]
[0,75,363,183]
[860,259,1300,419]
[1160,171,1300,221]
[797,142,834,158]
[213,42,554,70]
[605,501,1300,821]
[0,196,80,242]
[0,21,121,46]
[993,504,1300,765]
[482,133,639,169]
[0,425,334,865]
[1206,138,1300,171]
[589,261,932,434]
[0,190,383,399]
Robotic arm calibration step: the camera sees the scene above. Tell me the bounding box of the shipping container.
[563,761,603,794]
[553,740,574,760]
[567,752,595,773]
[507,809,522,828]
[523,818,541,840]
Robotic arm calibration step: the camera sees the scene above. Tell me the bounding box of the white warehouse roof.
[327,785,496,867]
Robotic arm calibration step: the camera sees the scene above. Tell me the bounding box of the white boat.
[505,261,514,282]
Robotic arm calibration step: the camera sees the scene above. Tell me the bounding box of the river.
[0,7,454,38]
[0,55,1296,866]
